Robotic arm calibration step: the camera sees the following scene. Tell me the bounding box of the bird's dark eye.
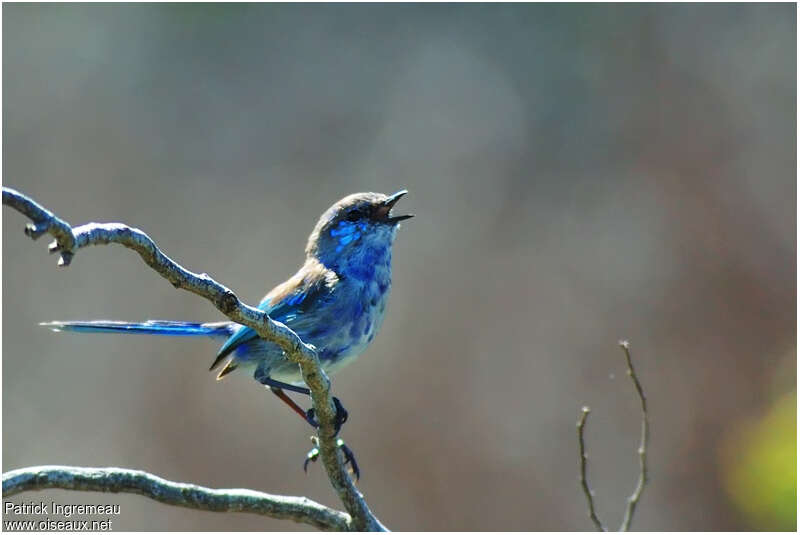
[346,208,366,222]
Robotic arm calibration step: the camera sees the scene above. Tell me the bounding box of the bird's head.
[306,190,413,273]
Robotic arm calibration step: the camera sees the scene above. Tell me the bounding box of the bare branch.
[2,186,386,531]
[2,187,75,261]
[577,340,649,532]
[618,340,648,531]
[3,466,350,531]
[577,407,608,532]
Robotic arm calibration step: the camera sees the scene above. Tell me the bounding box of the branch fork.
[577,340,649,532]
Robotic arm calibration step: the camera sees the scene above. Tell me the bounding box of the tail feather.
[40,320,233,337]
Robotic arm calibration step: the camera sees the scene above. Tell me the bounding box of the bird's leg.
[260,377,348,434]
[261,377,358,479]
[269,387,312,424]
[269,386,361,481]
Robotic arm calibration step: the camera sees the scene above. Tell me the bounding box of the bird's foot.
[339,440,360,480]
[303,436,360,481]
[305,396,348,435]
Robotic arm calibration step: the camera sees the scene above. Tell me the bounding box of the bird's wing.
[209,261,339,373]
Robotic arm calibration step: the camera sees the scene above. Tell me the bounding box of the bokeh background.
[3,3,796,531]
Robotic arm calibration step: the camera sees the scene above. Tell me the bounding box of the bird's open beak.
[381,190,414,223]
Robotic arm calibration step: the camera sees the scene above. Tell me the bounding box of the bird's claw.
[339,439,360,481]
[305,396,348,435]
[302,436,360,481]
[333,397,349,431]
[303,438,320,474]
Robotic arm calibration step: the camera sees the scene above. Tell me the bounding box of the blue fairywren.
[43,190,413,475]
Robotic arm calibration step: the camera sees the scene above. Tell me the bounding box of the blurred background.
[3,3,795,531]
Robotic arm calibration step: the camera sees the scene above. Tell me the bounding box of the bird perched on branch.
[42,190,413,478]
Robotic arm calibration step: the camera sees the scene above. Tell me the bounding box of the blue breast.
[245,231,394,384]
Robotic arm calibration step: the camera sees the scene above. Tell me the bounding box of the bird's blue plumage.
[42,191,412,387]
[40,320,234,337]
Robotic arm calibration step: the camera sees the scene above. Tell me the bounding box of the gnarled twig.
[3,466,350,531]
[2,186,386,531]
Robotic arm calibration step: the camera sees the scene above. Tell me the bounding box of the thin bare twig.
[618,340,648,531]
[2,466,350,531]
[577,340,649,532]
[577,407,608,532]
[2,186,386,531]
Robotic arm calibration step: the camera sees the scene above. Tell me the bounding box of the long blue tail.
[40,320,234,337]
